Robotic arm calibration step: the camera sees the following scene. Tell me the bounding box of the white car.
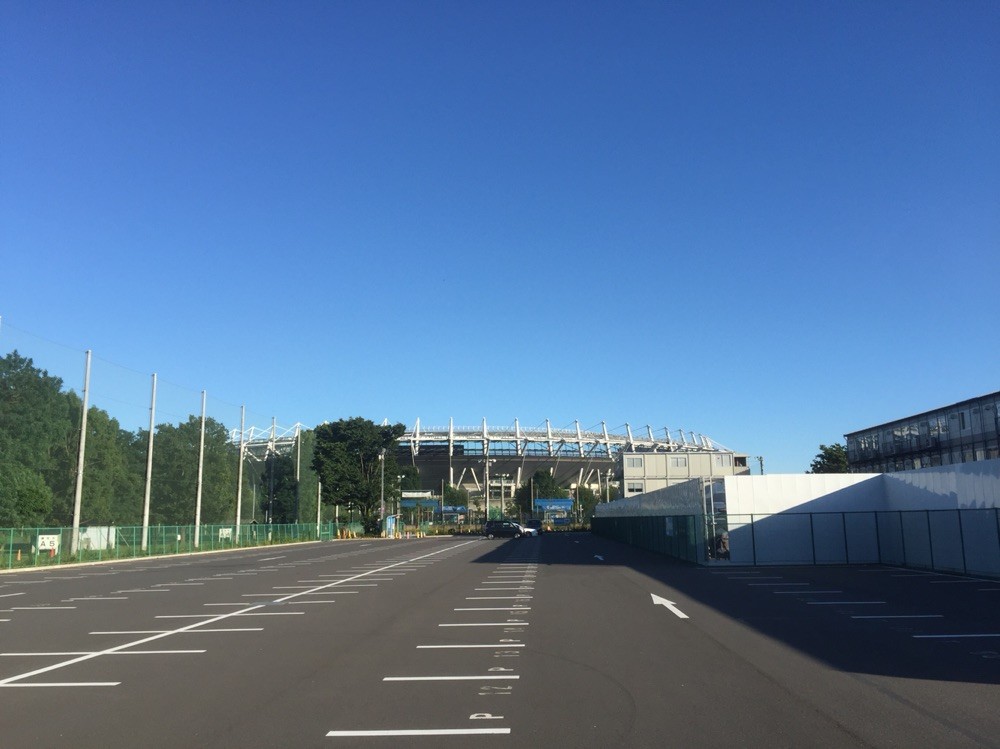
[518,522,539,537]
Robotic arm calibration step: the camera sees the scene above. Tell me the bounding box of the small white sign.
[218,528,233,540]
[37,534,60,551]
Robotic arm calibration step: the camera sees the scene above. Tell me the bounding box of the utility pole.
[756,455,765,475]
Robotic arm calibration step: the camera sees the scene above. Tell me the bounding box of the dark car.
[482,520,523,539]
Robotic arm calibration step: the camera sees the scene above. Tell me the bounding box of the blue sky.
[2,0,997,473]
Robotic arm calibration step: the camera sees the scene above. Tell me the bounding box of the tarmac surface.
[1,532,998,748]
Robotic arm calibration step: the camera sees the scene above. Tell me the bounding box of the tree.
[513,469,569,516]
[0,462,53,526]
[148,416,238,525]
[808,443,849,474]
[0,351,73,474]
[311,418,406,535]
[576,485,599,521]
[443,484,470,507]
[259,453,298,524]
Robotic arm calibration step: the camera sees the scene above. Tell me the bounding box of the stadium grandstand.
[232,417,739,498]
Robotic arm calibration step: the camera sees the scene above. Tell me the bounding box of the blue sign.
[534,498,574,511]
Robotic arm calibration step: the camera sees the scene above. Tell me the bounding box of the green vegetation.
[311,417,406,536]
[808,443,849,474]
[0,350,311,528]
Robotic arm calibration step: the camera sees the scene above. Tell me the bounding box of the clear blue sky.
[2,1,997,473]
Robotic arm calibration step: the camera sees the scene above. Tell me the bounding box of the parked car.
[522,519,543,535]
[482,520,523,539]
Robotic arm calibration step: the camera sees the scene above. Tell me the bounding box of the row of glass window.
[850,440,1000,472]
[847,398,1000,461]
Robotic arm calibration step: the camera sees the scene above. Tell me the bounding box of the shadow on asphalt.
[465,531,1000,686]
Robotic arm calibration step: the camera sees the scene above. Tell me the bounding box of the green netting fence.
[0,522,366,570]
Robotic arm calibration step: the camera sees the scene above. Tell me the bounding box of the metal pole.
[140,373,157,552]
[70,350,92,556]
[267,417,276,524]
[316,481,322,539]
[235,405,245,543]
[194,390,206,549]
[379,450,385,534]
[295,425,302,523]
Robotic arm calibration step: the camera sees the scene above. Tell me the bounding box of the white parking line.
[439,622,529,627]
[0,538,482,689]
[90,629,264,634]
[417,644,525,649]
[913,633,1000,639]
[10,606,76,610]
[852,615,943,619]
[455,607,531,612]
[383,675,519,681]
[0,682,120,688]
[806,601,886,605]
[474,587,533,591]
[2,650,205,656]
[749,583,811,586]
[327,729,510,737]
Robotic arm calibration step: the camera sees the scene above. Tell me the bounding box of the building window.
[714,454,732,468]
[670,457,687,468]
[626,482,644,494]
[625,456,643,468]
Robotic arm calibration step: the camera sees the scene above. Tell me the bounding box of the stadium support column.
[448,417,455,487]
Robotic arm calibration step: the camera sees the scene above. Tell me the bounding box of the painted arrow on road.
[594,555,604,561]
[650,593,689,619]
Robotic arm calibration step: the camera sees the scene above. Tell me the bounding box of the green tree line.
[0,351,312,528]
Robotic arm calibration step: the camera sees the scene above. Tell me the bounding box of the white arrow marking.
[594,555,604,561]
[651,593,689,619]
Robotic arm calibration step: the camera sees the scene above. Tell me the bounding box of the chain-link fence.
[0,521,367,570]
[1,323,336,543]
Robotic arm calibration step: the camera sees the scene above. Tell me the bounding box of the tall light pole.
[483,458,496,522]
[378,449,385,533]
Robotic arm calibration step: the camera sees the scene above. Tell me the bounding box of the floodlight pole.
[70,350,92,557]
[379,449,386,534]
[194,390,206,549]
[235,405,246,543]
[140,373,157,552]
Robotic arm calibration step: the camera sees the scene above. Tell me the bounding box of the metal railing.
[592,508,1000,578]
[0,522,364,571]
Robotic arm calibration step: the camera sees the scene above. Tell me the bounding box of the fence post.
[750,514,757,566]
[809,514,816,564]
[842,513,850,564]
[899,512,907,567]
[926,510,934,571]
[956,509,967,575]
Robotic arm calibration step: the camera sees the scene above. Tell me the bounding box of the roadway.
[1,533,998,747]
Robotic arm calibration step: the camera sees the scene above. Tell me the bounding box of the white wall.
[722,474,884,515]
[882,459,1000,510]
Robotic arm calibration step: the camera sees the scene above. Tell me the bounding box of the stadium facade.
[394,418,748,500]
